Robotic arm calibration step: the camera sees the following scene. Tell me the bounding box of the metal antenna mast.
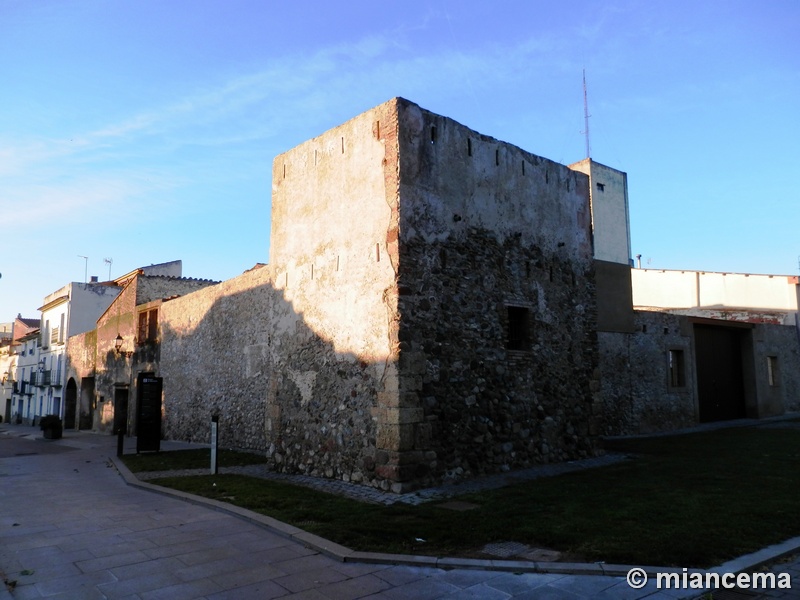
[104,257,113,281]
[583,69,591,159]
[78,255,88,283]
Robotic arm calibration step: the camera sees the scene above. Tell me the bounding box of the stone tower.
[266,98,602,492]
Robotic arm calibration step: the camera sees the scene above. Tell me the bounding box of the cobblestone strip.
[135,453,629,505]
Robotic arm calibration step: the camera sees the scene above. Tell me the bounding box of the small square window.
[668,349,685,387]
[506,306,530,351]
[767,356,779,387]
[596,182,605,192]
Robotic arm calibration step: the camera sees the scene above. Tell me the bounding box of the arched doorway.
[79,377,95,430]
[64,378,78,429]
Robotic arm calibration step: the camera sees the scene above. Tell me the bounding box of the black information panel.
[136,374,163,453]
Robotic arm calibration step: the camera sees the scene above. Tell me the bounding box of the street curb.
[108,454,800,580]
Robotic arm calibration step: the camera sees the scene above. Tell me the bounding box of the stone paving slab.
[2,423,799,599]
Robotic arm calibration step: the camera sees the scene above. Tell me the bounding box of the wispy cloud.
[0,26,587,223]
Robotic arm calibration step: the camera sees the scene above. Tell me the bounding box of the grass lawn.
[121,424,800,568]
[121,448,266,472]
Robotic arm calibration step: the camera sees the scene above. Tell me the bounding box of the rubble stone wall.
[393,99,602,485]
[598,312,696,436]
[752,322,800,415]
[156,98,607,492]
[598,312,800,436]
[265,99,400,488]
[159,265,274,451]
[136,276,219,305]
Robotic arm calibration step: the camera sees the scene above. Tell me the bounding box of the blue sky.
[1,0,798,321]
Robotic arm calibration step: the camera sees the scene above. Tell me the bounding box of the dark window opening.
[467,138,472,156]
[596,182,605,192]
[430,126,437,144]
[669,349,685,387]
[506,306,531,351]
[138,309,159,345]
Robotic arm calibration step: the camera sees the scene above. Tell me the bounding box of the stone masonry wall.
[136,276,219,305]
[392,99,602,485]
[65,329,97,429]
[266,100,400,489]
[751,322,800,415]
[599,312,800,436]
[93,277,138,432]
[598,312,696,436]
[157,98,609,491]
[159,265,274,451]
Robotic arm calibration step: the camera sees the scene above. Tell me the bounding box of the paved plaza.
[1,422,797,599]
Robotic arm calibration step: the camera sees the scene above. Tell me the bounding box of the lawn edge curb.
[108,454,800,579]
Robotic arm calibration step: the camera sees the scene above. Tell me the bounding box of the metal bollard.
[211,415,219,475]
[117,428,124,457]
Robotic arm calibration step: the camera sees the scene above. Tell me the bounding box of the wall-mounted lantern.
[114,334,134,358]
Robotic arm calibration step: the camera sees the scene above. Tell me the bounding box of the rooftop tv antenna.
[103,257,113,281]
[582,69,591,159]
[78,255,88,283]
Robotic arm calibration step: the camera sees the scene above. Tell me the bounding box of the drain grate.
[481,541,530,558]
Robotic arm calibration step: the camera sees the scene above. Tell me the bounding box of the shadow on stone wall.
[158,272,399,489]
[157,238,606,493]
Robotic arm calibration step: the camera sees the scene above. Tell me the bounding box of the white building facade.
[10,331,39,423]
[37,282,121,420]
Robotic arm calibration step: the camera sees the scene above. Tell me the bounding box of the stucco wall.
[633,269,799,322]
[65,283,123,337]
[569,159,631,265]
